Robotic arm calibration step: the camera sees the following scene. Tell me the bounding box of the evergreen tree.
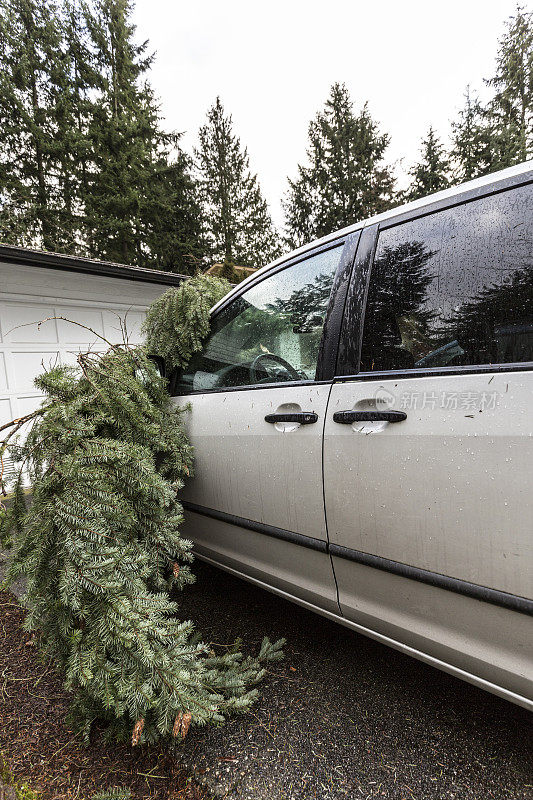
[0,0,79,250]
[451,86,492,182]
[83,0,203,271]
[283,83,395,247]
[451,8,533,180]
[405,126,450,201]
[137,146,206,274]
[195,97,281,269]
[0,0,204,272]
[0,275,283,745]
[61,0,106,253]
[485,6,533,169]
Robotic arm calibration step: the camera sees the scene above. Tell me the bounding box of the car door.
[324,178,533,705]
[173,236,359,612]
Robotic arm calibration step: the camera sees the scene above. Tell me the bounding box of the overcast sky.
[132,0,526,228]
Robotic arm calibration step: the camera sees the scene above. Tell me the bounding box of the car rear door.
[173,235,359,612]
[324,176,533,705]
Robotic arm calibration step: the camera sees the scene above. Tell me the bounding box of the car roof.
[212,159,533,313]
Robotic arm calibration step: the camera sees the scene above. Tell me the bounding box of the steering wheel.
[249,352,300,384]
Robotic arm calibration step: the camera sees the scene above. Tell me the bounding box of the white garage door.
[0,261,178,472]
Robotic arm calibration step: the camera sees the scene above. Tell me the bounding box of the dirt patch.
[0,590,210,800]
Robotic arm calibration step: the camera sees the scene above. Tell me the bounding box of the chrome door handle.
[333,410,407,424]
[265,412,318,425]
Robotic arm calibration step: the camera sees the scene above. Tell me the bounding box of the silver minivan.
[171,161,533,711]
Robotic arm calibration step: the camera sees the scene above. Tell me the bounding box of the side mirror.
[147,355,166,378]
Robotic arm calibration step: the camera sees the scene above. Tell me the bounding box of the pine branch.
[0,277,282,745]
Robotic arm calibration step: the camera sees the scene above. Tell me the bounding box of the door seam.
[321,381,343,615]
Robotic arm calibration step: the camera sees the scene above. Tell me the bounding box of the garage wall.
[0,261,178,456]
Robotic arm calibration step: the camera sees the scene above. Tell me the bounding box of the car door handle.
[264,412,318,425]
[333,410,407,424]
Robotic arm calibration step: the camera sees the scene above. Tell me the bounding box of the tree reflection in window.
[440,266,533,365]
[361,184,533,371]
[361,241,437,371]
[171,245,342,393]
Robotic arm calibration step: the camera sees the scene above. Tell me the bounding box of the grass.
[0,754,40,800]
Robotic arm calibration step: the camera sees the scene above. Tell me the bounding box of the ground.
[0,587,209,799]
[1,555,532,800]
[172,562,533,800]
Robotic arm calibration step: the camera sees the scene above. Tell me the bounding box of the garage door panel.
[59,350,81,368]
[17,395,46,416]
[0,398,12,423]
[0,267,171,441]
[57,308,104,343]
[102,309,144,344]
[11,351,60,390]
[0,353,7,391]
[2,305,57,343]
[124,311,144,343]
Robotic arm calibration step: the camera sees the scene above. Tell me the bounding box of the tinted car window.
[172,245,343,394]
[360,184,533,372]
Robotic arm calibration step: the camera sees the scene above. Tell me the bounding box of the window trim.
[336,177,533,380]
[316,231,361,381]
[336,224,379,377]
[334,361,533,384]
[170,236,355,397]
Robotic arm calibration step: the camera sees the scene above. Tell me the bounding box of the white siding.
[0,261,175,448]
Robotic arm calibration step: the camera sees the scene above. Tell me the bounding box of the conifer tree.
[82,0,204,272]
[0,275,283,745]
[140,148,206,275]
[0,0,204,272]
[485,6,533,169]
[61,0,106,254]
[0,0,79,250]
[451,9,533,180]
[451,87,491,182]
[195,97,281,269]
[405,127,450,201]
[283,83,395,247]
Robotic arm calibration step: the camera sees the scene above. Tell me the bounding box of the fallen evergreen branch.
[0,276,283,745]
[142,274,231,372]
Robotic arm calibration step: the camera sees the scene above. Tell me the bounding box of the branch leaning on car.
[0,275,283,746]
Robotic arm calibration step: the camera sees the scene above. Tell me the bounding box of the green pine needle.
[0,277,283,746]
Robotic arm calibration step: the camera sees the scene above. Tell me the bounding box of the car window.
[172,245,343,394]
[360,183,533,372]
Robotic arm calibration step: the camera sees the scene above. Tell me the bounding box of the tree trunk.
[23,7,53,250]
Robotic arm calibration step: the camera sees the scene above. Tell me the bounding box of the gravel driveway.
[174,560,532,800]
[2,548,531,799]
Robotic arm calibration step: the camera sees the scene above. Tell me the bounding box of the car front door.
[173,236,358,612]
[324,180,533,705]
